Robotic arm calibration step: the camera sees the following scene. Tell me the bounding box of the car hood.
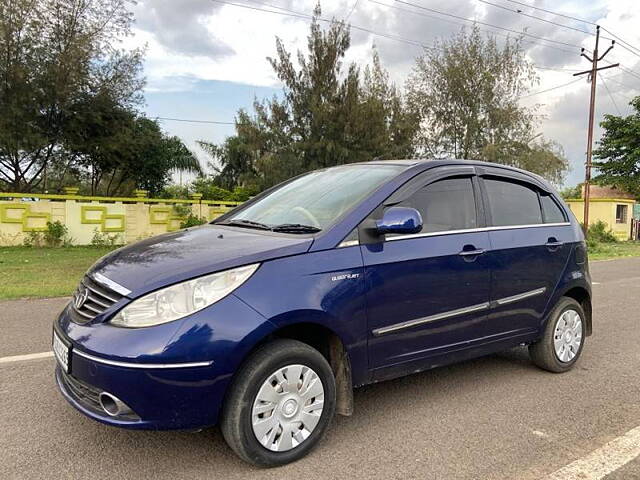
[88,224,313,297]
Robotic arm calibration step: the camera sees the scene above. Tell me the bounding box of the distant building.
[565,185,637,240]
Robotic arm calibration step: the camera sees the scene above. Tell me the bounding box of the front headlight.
[110,263,260,328]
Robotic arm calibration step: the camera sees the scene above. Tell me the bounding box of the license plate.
[52,331,70,373]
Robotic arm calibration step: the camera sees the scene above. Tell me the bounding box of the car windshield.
[222,164,405,231]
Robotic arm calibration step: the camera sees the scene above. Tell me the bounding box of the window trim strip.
[386,222,571,242]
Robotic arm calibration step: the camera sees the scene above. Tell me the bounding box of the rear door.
[361,167,492,378]
[479,172,573,336]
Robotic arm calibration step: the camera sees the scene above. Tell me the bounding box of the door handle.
[545,238,563,250]
[459,248,485,257]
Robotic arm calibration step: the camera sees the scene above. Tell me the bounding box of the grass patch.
[0,246,117,300]
[589,241,640,261]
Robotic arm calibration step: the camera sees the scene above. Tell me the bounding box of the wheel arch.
[229,319,355,417]
[559,285,592,336]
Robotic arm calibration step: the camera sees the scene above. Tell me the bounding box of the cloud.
[127,0,640,187]
[133,0,234,59]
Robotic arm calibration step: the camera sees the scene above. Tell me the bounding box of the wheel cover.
[553,309,583,363]
[251,364,325,452]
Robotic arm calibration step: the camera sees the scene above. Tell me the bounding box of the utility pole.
[573,25,618,232]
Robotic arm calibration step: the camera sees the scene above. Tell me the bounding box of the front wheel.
[220,339,336,467]
[529,297,586,373]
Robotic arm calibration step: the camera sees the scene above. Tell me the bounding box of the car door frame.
[475,166,574,338]
[357,165,487,244]
[357,165,500,381]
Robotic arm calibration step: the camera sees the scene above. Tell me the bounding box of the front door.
[361,172,492,379]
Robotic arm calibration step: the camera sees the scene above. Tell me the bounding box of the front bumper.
[53,291,276,430]
[54,342,231,430]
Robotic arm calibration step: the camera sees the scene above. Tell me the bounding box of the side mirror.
[375,207,423,236]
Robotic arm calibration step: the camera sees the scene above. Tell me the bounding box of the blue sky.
[127,0,640,187]
[145,79,279,163]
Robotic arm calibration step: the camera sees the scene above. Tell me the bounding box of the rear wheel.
[529,297,586,373]
[220,339,336,467]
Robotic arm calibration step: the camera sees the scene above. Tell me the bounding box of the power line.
[609,41,640,62]
[534,65,581,72]
[214,0,427,49]
[157,117,236,125]
[370,0,578,55]
[156,77,585,127]
[519,78,583,99]
[345,0,360,21]
[601,74,638,91]
[610,62,640,82]
[600,27,640,56]
[476,0,596,37]
[599,73,621,115]
[502,0,640,59]
[502,0,596,26]
[391,0,584,51]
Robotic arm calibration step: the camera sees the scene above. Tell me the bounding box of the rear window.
[484,178,542,227]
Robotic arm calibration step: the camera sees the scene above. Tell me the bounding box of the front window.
[221,164,405,232]
[396,177,477,233]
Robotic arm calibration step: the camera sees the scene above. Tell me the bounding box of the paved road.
[1,258,639,479]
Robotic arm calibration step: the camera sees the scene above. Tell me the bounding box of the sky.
[126,0,640,187]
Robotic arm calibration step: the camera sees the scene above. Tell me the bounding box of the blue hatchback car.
[53,159,592,466]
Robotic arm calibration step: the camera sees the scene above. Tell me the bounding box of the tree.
[406,26,568,183]
[201,7,418,191]
[560,184,582,200]
[0,0,144,192]
[121,118,201,196]
[593,97,640,197]
[70,116,201,196]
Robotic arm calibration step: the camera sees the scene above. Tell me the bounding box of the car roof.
[356,158,519,172]
[354,158,551,187]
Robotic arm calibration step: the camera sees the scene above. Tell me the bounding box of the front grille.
[58,367,103,415]
[70,275,123,324]
[57,367,141,421]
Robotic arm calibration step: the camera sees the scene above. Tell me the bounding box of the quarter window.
[484,178,542,227]
[397,177,477,233]
[541,194,566,223]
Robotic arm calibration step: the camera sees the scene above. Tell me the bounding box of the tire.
[529,297,586,373]
[220,339,336,467]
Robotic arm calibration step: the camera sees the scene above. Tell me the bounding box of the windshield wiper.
[219,219,272,230]
[271,223,322,233]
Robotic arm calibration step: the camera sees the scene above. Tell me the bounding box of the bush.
[91,229,124,248]
[24,221,72,247]
[172,203,192,218]
[158,184,190,199]
[560,185,582,199]
[23,231,45,247]
[180,214,207,229]
[587,220,618,243]
[228,186,258,202]
[586,237,602,253]
[44,220,69,247]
